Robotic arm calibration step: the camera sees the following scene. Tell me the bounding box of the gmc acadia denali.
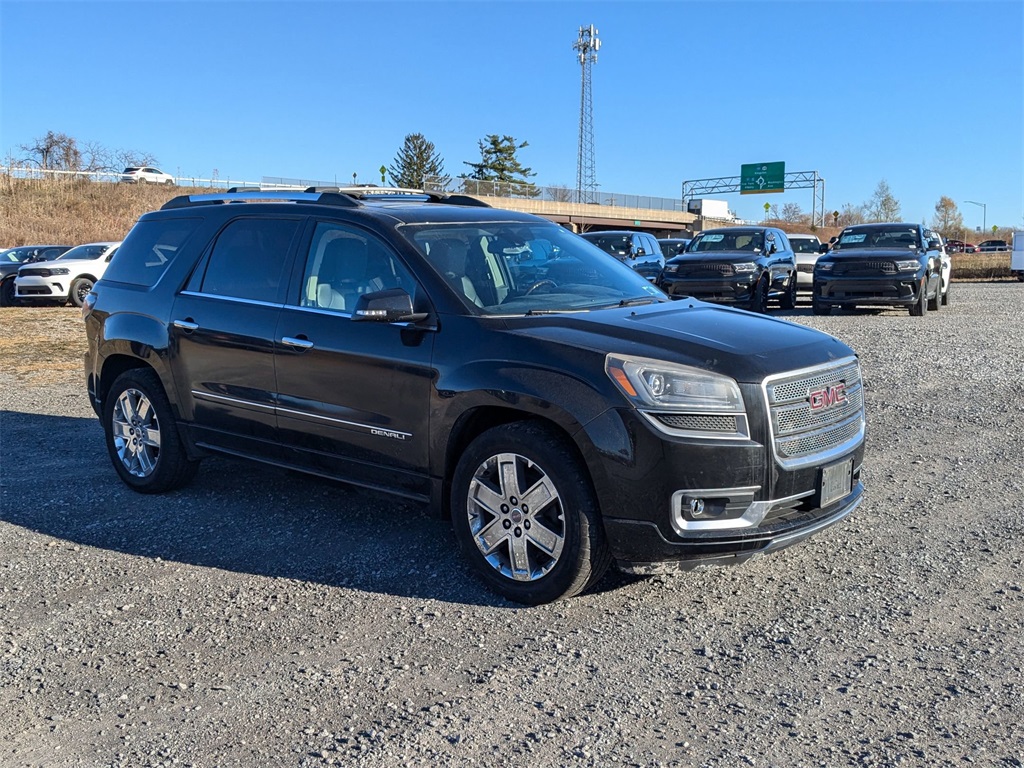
[83,189,866,604]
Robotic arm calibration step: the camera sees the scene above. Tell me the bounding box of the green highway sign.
[740,162,785,195]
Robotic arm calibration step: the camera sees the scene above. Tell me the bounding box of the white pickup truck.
[1012,230,1024,281]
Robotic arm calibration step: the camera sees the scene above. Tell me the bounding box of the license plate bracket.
[820,458,854,508]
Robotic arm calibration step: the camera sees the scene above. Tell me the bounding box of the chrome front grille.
[763,357,865,469]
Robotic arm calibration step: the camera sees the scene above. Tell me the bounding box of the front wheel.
[909,284,927,316]
[941,280,951,306]
[104,368,199,493]
[927,276,941,311]
[748,277,769,314]
[0,278,16,307]
[69,277,94,308]
[451,421,610,605]
[812,296,832,315]
[779,274,797,310]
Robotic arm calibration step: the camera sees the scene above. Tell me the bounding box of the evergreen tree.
[388,133,448,190]
[462,135,538,195]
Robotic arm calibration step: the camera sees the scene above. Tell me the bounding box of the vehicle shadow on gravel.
[1,409,631,608]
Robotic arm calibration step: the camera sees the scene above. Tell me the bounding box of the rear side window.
[103,219,201,287]
[194,218,299,303]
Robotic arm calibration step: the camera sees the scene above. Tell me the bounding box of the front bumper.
[814,274,924,306]
[659,274,757,303]
[14,275,70,300]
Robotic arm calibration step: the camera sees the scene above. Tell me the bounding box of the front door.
[273,221,436,500]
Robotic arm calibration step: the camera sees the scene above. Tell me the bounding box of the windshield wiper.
[617,296,659,307]
[524,308,590,315]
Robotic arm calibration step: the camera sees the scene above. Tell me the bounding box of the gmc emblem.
[809,383,847,411]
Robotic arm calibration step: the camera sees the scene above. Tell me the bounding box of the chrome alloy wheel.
[466,452,565,582]
[111,387,162,478]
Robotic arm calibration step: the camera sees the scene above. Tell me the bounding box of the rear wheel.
[104,369,199,493]
[451,421,610,605]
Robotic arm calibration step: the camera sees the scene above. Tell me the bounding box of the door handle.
[281,336,314,350]
[172,319,199,331]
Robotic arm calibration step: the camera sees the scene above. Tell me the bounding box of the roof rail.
[160,190,364,210]
[304,186,491,208]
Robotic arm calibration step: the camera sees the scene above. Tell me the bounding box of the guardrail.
[0,165,283,190]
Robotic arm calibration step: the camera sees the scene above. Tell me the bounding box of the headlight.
[816,262,834,273]
[662,264,679,274]
[895,260,920,272]
[733,262,757,273]
[48,268,70,275]
[606,354,745,412]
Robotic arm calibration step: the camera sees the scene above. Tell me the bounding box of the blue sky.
[2,0,1022,230]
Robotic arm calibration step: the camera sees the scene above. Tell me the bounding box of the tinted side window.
[297,222,419,313]
[103,219,201,287]
[198,218,299,302]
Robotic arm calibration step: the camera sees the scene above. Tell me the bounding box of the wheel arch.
[436,405,603,525]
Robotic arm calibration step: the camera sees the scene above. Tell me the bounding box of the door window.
[194,218,299,303]
[298,222,419,313]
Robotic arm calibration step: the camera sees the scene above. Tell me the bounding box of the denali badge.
[809,383,847,412]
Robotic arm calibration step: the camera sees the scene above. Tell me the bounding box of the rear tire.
[451,421,610,605]
[103,368,199,493]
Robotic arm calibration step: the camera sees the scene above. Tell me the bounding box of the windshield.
[56,244,113,261]
[580,233,632,257]
[659,240,690,256]
[400,221,666,315]
[836,226,920,249]
[791,238,821,254]
[1,250,21,264]
[688,231,764,253]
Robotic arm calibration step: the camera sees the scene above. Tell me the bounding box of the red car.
[945,240,977,253]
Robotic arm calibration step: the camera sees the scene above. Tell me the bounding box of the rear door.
[273,220,436,500]
[169,216,302,459]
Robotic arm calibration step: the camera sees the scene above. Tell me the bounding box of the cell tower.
[574,24,600,205]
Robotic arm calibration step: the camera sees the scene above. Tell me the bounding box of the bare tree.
[864,180,901,222]
[930,196,964,238]
[836,204,866,227]
[549,185,575,203]
[780,202,808,224]
[21,131,82,170]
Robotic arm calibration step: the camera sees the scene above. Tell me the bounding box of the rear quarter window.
[102,218,202,287]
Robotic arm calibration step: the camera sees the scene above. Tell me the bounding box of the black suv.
[579,230,665,283]
[813,223,944,316]
[656,226,797,313]
[84,189,865,604]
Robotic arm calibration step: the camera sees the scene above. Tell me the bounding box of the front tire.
[941,280,950,306]
[69,277,94,308]
[909,284,927,316]
[812,295,832,315]
[779,274,797,310]
[927,276,941,311]
[748,277,769,314]
[451,421,610,605]
[0,278,16,307]
[104,369,199,493]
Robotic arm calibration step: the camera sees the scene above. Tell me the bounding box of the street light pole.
[964,200,986,233]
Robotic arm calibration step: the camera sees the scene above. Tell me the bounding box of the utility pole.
[574,25,600,205]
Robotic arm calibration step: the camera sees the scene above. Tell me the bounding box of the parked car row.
[4,242,121,307]
[0,245,72,305]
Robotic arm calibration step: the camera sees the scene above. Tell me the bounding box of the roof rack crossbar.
[160,190,364,210]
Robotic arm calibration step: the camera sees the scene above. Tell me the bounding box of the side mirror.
[352,288,427,323]
[818,243,829,254]
[634,247,645,258]
[926,239,941,250]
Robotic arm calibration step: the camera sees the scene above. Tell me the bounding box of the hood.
[826,247,922,260]
[503,300,853,383]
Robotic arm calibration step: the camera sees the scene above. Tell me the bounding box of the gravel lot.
[1,284,1022,767]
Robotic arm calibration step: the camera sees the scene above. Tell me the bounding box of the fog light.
[689,498,706,516]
